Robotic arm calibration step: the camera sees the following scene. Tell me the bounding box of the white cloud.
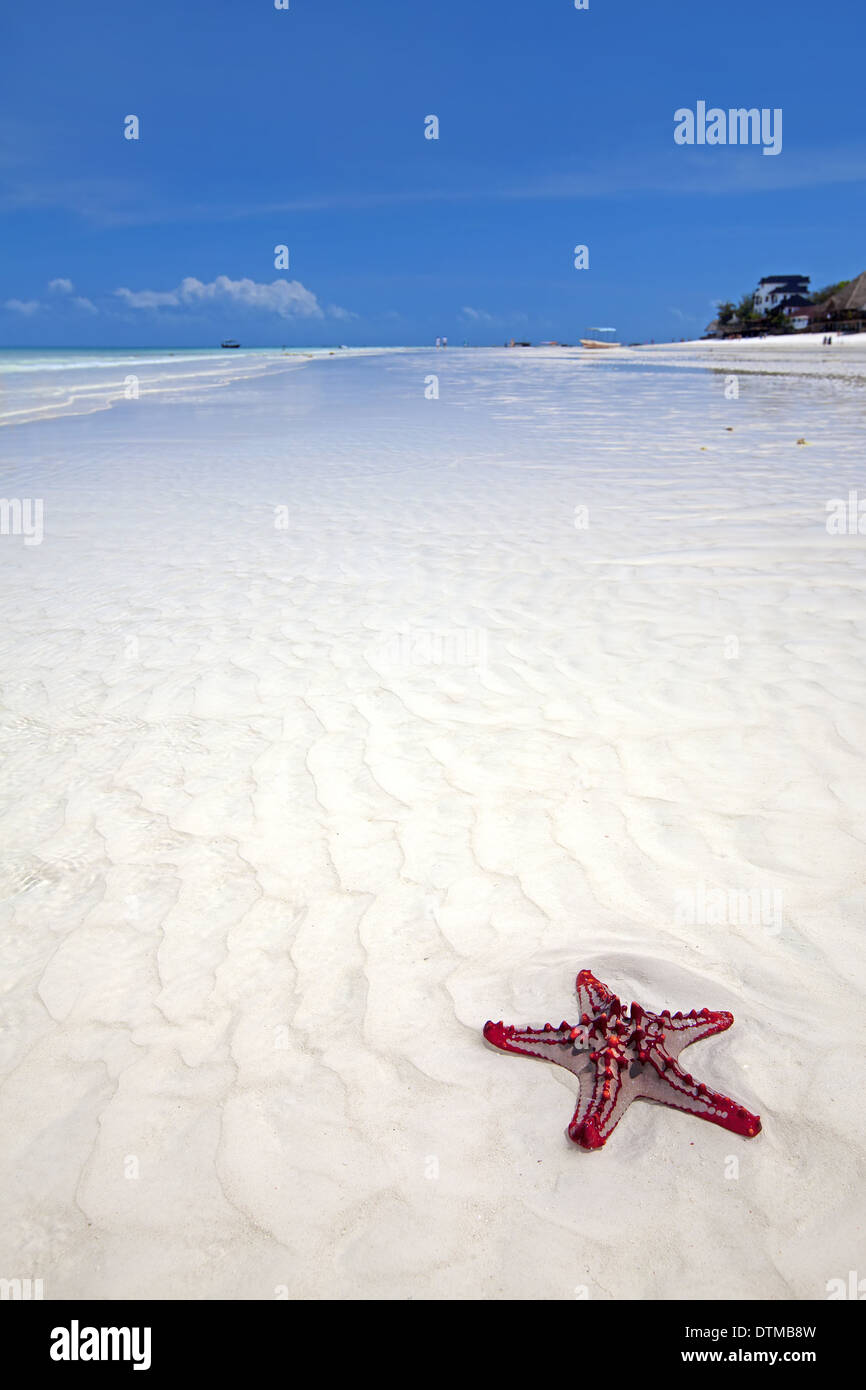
[460,306,495,322]
[115,286,181,308]
[114,274,344,320]
[669,307,702,324]
[180,275,324,318]
[4,285,95,315]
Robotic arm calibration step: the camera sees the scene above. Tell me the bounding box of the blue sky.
[2,0,864,346]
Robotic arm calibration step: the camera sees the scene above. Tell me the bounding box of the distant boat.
[220,339,240,349]
[580,338,621,349]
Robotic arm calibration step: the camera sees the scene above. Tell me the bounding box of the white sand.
[623,330,866,377]
[1,344,864,1299]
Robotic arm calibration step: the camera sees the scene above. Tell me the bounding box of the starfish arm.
[641,1046,761,1138]
[483,1019,585,1075]
[647,1007,734,1059]
[575,969,619,1020]
[567,1060,630,1150]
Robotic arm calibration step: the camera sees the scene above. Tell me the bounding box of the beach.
[1,342,864,1299]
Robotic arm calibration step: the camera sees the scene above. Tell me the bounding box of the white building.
[753,274,810,315]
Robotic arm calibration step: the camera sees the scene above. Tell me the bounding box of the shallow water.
[0,345,392,426]
[1,348,864,1298]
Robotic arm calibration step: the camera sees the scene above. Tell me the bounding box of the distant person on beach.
[435,337,441,349]
[442,336,448,348]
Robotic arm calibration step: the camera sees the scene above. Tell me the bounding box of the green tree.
[733,294,756,323]
[716,301,735,325]
[764,306,795,334]
[810,280,850,304]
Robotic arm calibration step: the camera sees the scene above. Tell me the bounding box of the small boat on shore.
[220,339,240,349]
[580,338,621,349]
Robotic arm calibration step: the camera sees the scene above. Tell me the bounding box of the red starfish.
[483,969,761,1150]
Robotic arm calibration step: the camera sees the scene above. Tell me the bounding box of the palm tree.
[735,293,757,322]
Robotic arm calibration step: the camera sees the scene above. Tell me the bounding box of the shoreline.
[4,334,865,430]
[0,346,400,429]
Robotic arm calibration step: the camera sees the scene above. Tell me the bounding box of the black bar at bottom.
[5,1297,858,1375]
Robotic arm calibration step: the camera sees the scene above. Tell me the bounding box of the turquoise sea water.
[0,346,387,426]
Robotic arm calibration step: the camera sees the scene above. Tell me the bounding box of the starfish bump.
[483,969,761,1150]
